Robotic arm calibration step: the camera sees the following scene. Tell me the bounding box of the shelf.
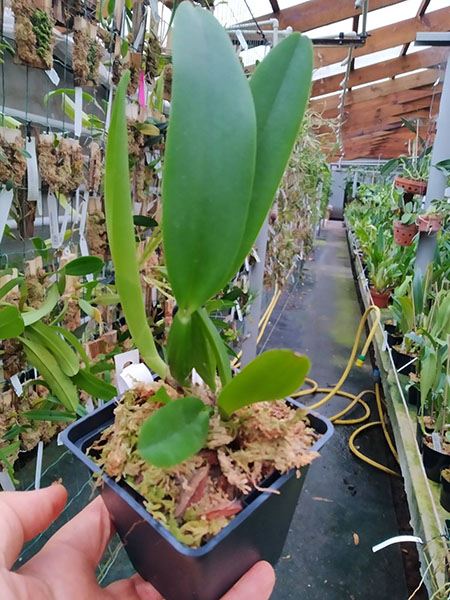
[346,223,449,599]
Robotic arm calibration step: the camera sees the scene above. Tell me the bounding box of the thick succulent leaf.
[71,369,117,401]
[230,33,313,274]
[0,277,24,300]
[104,71,166,379]
[27,322,80,377]
[162,2,256,311]
[218,349,310,419]
[22,284,60,327]
[20,336,79,412]
[138,396,210,467]
[420,348,437,403]
[64,256,104,276]
[0,305,24,339]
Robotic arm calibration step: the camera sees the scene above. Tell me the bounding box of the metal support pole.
[415,51,450,275]
[240,221,269,366]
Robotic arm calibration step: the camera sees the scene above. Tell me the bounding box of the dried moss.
[13,0,54,70]
[87,210,109,260]
[0,134,27,186]
[73,29,101,87]
[145,30,161,81]
[92,383,319,548]
[38,135,84,196]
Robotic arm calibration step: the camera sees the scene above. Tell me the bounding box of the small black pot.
[384,322,398,335]
[440,468,450,512]
[407,386,420,407]
[422,437,450,482]
[416,417,434,452]
[387,333,403,348]
[62,399,333,600]
[392,347,416,376]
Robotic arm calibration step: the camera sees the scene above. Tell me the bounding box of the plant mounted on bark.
[13,0,54,70]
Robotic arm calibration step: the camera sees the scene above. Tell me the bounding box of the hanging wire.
[242,0,267,45]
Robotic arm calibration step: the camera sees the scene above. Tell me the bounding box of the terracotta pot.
[370,286,391,308]
[417,214,442,233]
[393,220,418,246]
[394,176,427,196]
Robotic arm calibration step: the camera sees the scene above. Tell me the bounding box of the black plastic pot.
[62,399,333,600]
[387,333,403,348]
[422,437,450,483]
[391,347,416,376]
[440,468,450,513]
[384,322,398,335]
[407,385,420,407]
[416,417,434,452]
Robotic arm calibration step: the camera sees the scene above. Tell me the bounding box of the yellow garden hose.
[249,291,401,477]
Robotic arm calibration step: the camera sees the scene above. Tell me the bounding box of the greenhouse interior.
[0,0,449,598]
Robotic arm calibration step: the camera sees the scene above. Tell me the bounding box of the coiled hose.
[235,299,401,477]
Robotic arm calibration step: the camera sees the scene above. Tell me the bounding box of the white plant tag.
[47,192,61,248]
[0,188,14,243]
[382,330,388,352]
[244,257,250,272]
[74,86,83,138]
[236,302,243,321]
[57,432,63,446]
[432,432,442,452]
[45,68,60,86]
[151,286,157,307]
[120,363,154,391]
[114,349,140,394]
[0,471,15,491]
[10,374,23,396]
[34,441,44,490]
[191,368,204,387]
[25,137,40,203]
[85,397,95,413]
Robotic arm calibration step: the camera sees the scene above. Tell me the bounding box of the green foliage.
[63,256,104,277]
[138,396,210,467]
[0,306,24,339]
[218,350,310,420]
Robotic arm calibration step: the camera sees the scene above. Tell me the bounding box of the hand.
[0,484,275,600]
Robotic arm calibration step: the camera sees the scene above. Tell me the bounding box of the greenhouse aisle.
[260,220,414,600]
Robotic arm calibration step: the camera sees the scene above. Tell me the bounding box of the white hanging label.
[236,302,243,322]
[25,137,41,204]
[74,87,83,138]
[85,397,95,413]
[0,471,15,491]
[191,368,204,387]
[45,68,60,86]
[114,349,140,394]
[57,432,63,446]
[0,188,14,242]
[119,363,154,391]
[34,441,44,490]
[10,374,23,396]
[382,330,388,352]
[47,192,61,248]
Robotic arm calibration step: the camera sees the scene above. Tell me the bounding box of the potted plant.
[392,187,418,247]
[417,197,448,234]
[440,467,450,512]
[381,118,431,196]
[62,6,333,600]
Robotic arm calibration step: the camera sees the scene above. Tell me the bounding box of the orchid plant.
[105,3,314,467]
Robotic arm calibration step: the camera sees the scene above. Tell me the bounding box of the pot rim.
[61,398,334,558]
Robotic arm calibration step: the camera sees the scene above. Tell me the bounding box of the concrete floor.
[13,220,413,598]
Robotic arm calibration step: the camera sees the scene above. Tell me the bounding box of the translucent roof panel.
[365,0,419,29]
[354,46,403,68]
[426,0,450,11]
[305,18,354,40]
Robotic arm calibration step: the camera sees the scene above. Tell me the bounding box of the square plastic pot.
[61,398,333,600]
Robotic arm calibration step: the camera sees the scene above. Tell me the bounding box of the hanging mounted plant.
[87,141,102,193]
[145,29,161,82]
[87,196,110,261]
[73,17,102,88]
[127,52,142,96]
[163,62,173,100]
[13,0,54,70]
[37,134,84,196]
[0,128,27,188]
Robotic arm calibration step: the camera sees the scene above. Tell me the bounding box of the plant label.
[114,349,140,394]
[45,68,60,86]
[26,137,41,205]
[0,471,15,491]
[74,86,83,138]
[34,441,44,490]
[10,374,23,396]
[120,363,154,391]
[0,188,14,243]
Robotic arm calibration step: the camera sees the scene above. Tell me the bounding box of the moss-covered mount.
[37,135,84,196]
[73,17,102,88]
[0,129,27,188]
[13,0,54,70]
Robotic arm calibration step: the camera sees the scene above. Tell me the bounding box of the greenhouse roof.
[230,0,449,160]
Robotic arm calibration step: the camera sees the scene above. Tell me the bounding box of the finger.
[42,495,114,571]
[106,573,164,600]
[221,561,276,600]
[0,484,67,569]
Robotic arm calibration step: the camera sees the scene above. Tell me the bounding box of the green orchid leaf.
[64,256,104,276]
[412,270,424,316]
[133,215,158,229]
[21,284,60,327]
[0,305,25,339]
[71,368,117,401]
[420,348,437,403]
[153,386,172,404]
[138,396,210,467]
[20,336,79,412]
[21,409,76,422]
[230,33,313,274]
[218,349,310,419]
[105,70,167,379]
[162,2,256,311]
[381,158,399,176]
[79,298,94,317]
[0,277,24,300]
[27,321,80,377]
[54,326,91,368]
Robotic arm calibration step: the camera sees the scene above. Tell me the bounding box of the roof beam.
[312,47,448,97]
[313,6,450,69]
[341,113,435,138]
[400,0,433,57]
[268,0,280,13]
[311,68,441,112]
[249,0,407,34]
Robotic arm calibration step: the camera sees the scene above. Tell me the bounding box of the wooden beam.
[341,113,435,138]
[269,0,280,13]
[313,7,450,69]
[249,0,407,34]
[311,68,441,113]
[400,0,433,57]
[312,47,448,97]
